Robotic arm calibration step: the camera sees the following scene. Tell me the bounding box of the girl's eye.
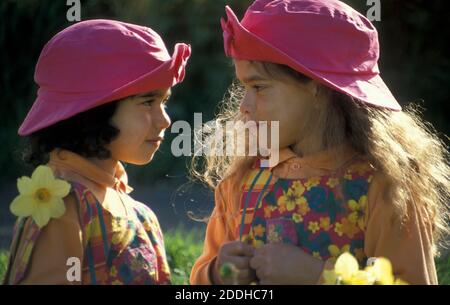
[252,84,267,92]
[142,100,154,106]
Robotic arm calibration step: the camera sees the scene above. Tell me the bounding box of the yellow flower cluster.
[323,252,408,285]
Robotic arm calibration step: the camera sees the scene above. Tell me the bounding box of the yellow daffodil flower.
[9,165,71,228]
[334,252,360,282]
[364,257,409,285]
[323,252,408,285]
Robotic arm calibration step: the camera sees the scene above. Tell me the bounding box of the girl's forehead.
[130,88,171,101]
[234,60,269,82]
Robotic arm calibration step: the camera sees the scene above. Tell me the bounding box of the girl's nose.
[157,107,171,130]
[239,92,253,116]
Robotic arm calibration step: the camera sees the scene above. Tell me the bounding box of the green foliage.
[0,250,9,284]
[436,255,450,285]
[164,226,205,285]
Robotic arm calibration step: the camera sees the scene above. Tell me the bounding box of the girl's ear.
[307,82,331,109]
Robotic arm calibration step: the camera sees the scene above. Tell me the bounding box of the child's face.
[108,88,171,165]
[234,60,321,151]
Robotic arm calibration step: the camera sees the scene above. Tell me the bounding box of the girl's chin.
[124,151,157,165]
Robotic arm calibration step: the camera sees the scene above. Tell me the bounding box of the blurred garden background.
[0,0,449,283]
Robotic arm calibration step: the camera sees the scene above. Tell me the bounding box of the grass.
[1,228,449,285]
[164,225,204,285]
[436,254,450,284]
[0,249,8,283]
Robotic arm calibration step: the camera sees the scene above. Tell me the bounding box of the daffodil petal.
[335,252,359,280]
[373,257,394,284]
[322,270,339,285]
[48,199,66,218]
[17,176,34,196]
[32,165,55,188]
[394,278,408,285]
[32,206,51,228]
[10,195,35,217]
[50,179,71,198]
[347,270,375,285]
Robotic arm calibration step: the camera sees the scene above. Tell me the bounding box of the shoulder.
[216,159,266,195]
[133,200,158,222]
[343,155,376,180]
[68,181,101,222]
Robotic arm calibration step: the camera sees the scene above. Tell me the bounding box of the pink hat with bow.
[221,0,401,111]
[19,19,191,136]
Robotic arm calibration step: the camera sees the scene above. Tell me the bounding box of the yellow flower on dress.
[308,221,320,234]
[319,217,331,231]
[328,244,350,259]
[334,222,344,237]
[313,251,322,259]
[304,177,320,190]
[253,224,265,237]
[9,165,71,228]
[278,188,302,211]
[297,197,310,216]
[348,196,367,230]
[278,200,287,213]
[326,178,339,189]
[291,181,305,196]
[292,213,303,223]
[341,217,360,238]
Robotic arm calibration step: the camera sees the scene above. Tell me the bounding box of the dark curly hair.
[22,101,120,167]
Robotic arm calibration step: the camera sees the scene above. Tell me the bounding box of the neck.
[88,157,118,177]
[291,136,325,157]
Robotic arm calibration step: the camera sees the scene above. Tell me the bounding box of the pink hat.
[19,19,191,136]
[221,0,401,111]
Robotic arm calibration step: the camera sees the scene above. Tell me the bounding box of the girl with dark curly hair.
[5,19,191,285]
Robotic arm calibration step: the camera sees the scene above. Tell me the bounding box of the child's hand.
[249,243,325,284]
[213,241,256,284]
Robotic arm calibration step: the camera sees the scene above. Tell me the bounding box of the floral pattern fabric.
[6,182,170,285]
[238,158,374,266]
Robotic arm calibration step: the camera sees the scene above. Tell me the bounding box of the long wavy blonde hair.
[191,61,450,254]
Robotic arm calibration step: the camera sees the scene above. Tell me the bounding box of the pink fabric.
[19,19,191,136]
[221,0,401,110]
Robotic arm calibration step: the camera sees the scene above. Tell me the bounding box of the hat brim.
[18,43,191,136]
[222,6,401,111]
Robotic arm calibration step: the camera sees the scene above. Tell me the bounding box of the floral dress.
[238,156,374,266]
[6,182,171,285]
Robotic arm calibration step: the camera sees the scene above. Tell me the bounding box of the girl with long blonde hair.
[190,0,449,285]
